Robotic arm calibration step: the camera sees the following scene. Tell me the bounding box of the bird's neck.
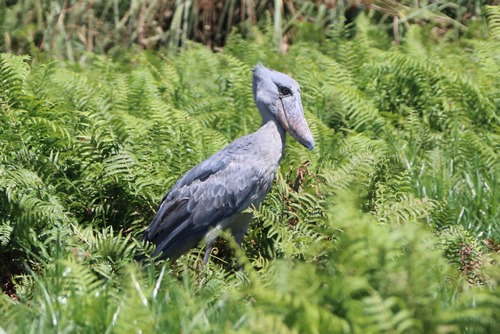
[260,117,286,150]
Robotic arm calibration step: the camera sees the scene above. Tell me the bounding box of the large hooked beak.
[277,93,315,150]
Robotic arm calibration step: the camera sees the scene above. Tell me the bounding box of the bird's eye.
[280,87,291,96]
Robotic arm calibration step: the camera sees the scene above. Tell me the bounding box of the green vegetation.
[0,2,499,333]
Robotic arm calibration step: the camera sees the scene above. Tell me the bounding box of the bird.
[141,64,315,264]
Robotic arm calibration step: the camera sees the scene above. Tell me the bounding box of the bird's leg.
[202,225,222,266]
[201,213,252,267]
[202,239,217,266]
[230,213,253,269]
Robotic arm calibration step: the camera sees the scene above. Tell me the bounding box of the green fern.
[485,5,500,40]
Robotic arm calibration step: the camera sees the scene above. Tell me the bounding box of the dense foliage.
[0,6,499,333]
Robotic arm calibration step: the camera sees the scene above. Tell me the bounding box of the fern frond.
[0,53,31,107]
[0,222,13,247]
[486,5,500,40]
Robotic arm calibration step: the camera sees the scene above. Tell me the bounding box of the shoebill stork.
[141,64,314,264]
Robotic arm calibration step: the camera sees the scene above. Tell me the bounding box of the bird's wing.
[144,139,267,260]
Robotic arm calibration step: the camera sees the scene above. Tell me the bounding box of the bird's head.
[252,64,315,150]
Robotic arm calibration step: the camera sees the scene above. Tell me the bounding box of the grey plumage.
[142,64,314,263]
